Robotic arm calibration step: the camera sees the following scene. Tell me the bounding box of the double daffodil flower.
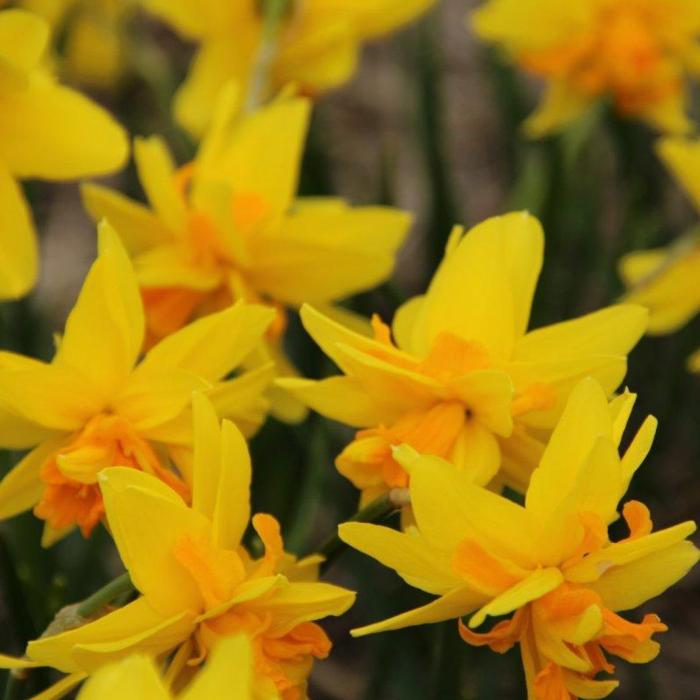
[0,8,127,299]
[340,378,699,699]
[0,223,275,543]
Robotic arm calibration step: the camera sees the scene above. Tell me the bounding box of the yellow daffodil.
[470,0,700,137]
[620,137,700,371]
[0,8,127,299]
[82,91,410,421]
[19,0,136,88]
[141,0,437,136]
[0,222,275,544]
[279,213,647,503]
[340,378,699,699]
[78,636,256,699]
[1,394,355,700]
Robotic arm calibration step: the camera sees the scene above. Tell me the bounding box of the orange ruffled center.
[457,502,667,700]
[171,514,330,700]
[519,1,689,114]
[34,414,189,538]
[336,317,554,495]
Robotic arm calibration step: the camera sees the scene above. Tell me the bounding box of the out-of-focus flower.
[470,0,700,137]
[140,0,437,136]
[0,8,127,299]
[620,137,700,371]
[0,223,275,543]
[82,91,410,422]
[1,394,354,700]
[78,636,255,700]
[20,0,136,88]
[340,378,699,699]
[280,213,647,504]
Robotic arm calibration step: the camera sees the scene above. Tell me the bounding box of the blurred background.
[0,0,698,698]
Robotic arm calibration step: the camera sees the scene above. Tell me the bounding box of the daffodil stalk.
[245,0,290,111]
[76,573,134,619]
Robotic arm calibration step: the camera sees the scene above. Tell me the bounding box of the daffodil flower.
[470,0,700,137]
[620,137,700,372]
[78,636,255,700]
[141,0,436,136]
[340,378,699,699]
[1,394,355,700]
[0,222,275,544]
[0,8,128,299]
[279,213,647,503]
[82,91,410,421]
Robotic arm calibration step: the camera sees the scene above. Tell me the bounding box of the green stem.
[76,573,133,619]
[244,0,289,112]
[317,489,409,573]
[2,671,28,700]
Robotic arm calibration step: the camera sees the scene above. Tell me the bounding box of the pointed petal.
[392,295,425,356]
[0,10,49,71]
[78,655,169,700]
[449,370,514,436]
[656,137,700,209]
[523,81,591,138]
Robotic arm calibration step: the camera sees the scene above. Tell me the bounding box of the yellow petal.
[562,672,618,700]
[351,586,486,636]
[339,522,461,594]
[449,419,502,486]
[134,244,222,291]
[468,567,564,628]
[32,672,87,700]
[449,370,514,436]
[641,92,694,136]
[99,468,208,615]
[620,415,657,485]
[247,205,410,304]
[0,9,49,71]
[140,300,275,382]
[325,0,436,38]
[524,81,592,138]
[81,183,174,256]
[133,137,187,232]
[0,167,36,299]
[0,75,127,179]
[656,137,700,209]
[191,391,221,519]
[78,655,169,700]
[392,295,425,356]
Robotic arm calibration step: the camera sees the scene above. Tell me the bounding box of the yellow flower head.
[78,636,255,700]
[20,0,136,88]
[0,8,128,299]
[82,91,410,421]
[279,213,648,502]
[340,378,699,699]
[0,223,275,543]
[620,137,700,371]
[141,0,437,135]
[471,0,700,136]
[5,394,355,700]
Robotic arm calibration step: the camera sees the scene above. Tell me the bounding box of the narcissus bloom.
[0,8,127,299]
[141,0,437,136]
[19,0,136,88]
[340,379,699,699]
[0,223,275,543]
[78,636,255,699]
[620,137,700,372]
[2,395,355,700]
[470,0,700,136]
[82,92,409,421]
[280,214,647,503]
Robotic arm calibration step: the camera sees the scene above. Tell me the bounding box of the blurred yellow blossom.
[78,636,255,700]
[20,0,136,88]
[1,394,354,700]
[0,223,275,543]
[141,0,437,135]
[0,8,127,299]
[471,0,700,137]
[82,91,410,421]
[279,213,647,504]
[621,137,700,371]
[340,378,699,699]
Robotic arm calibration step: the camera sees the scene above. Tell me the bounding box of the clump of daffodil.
[279,213,647,504]
[19,0,136,88]
[141,0,437,136]
[78,636,255,699]
[339,378,699,700]
[1,394,355,700]
[82,90,410,421]
[0,222,275,544]
[0,8,127,299]
[620,137,700,372]
[470,0,700,137]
